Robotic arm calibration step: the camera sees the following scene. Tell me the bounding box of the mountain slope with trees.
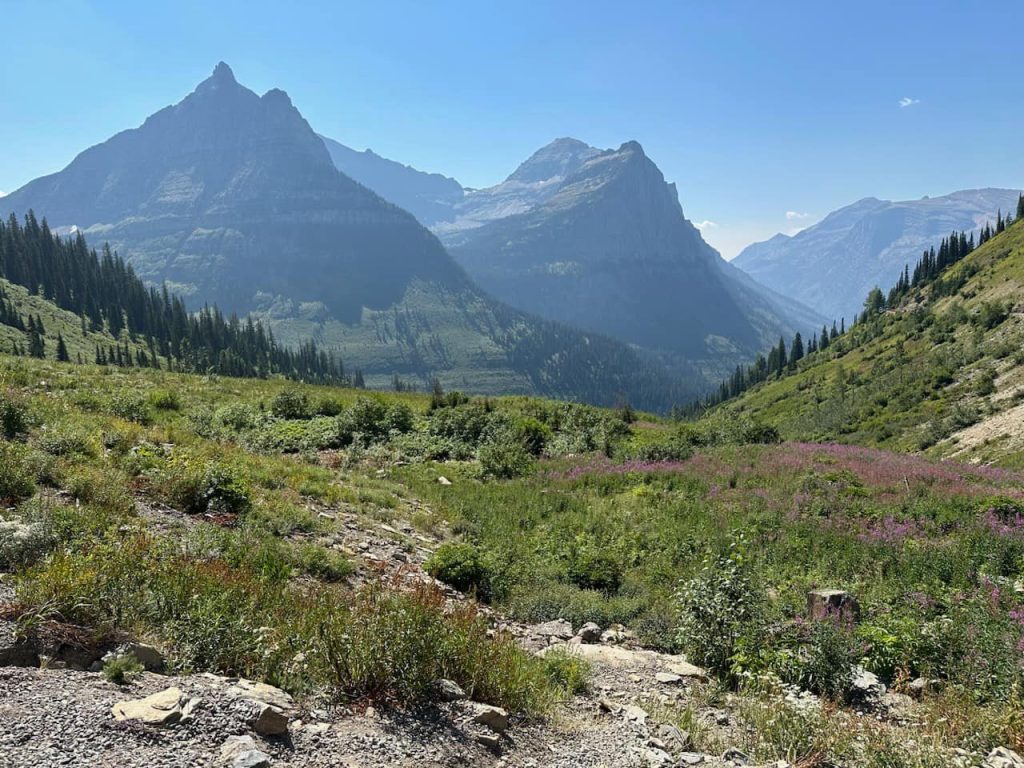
[0,63,696,410]
[705,198,1024,464]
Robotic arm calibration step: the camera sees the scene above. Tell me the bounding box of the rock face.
[1,63,687,410]
[733,188,1024,322]
[440,139,823,379]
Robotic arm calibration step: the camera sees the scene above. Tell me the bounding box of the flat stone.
[468,702,509,733]
[476,732,502,752]
[253,704,290,736]
[111,686,184,726]
[227,679,294,710]
[533,619,573,640]
[622,704,648,725]
[655,672,682,684]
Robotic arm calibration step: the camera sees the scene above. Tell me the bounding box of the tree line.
[0,211,355,384]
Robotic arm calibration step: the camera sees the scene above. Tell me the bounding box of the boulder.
[112,687,187,726]
[227,679,294,710]
[575,621,602,643]
[220,735,273,768]
[434,678,467,702]
[849,665,886,705]
[0,622,38,667]
[437,476,452,486]
[721,747,752,765]
[984,747,1024,768]
[468,702,509,733]
[905,676,941,699]
[532,619,573,640]
[806,589,859,622]
[657,723,692,752]
[122,642,165,672]
[622,704,649,726]
[252,704,289,736]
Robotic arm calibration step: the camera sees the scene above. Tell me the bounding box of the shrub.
[148,389,182,411]
[0,442,36,502]
[742,423,782,445]
[0,390,30,439]
[102,654,144,685]
[337,397,415,446]
[510,416,551,457]
[566,543,622,593]
[541,647,590,696]
[107,392,151,424]
[425,542,492,599]
[292,541,354,582]
[798,618,857,700]
[35,425,95,457]
[676,545,763,677]
[162,454,252,516]
[478,442,534,479]
[271,389,312,420]
[215,403,263,431]
[0,517,54,570]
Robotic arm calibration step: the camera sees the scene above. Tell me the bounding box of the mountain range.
[733,188,1022,322]
[1,62,694,409]
[319,135,823,379]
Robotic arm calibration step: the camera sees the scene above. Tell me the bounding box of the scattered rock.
[220,735,273,767]
[906,676,941,699]
[600,624,637,645]
[227,679,294,710]
[622,704,649,726]
[575,621,602,643]
[434,678,466,702]
[476,732,502,753]
[806,589,859,622]
[678,754,706,766]
[849,665,886,705]
[984,747,1024,768]
[532,619,573,640]
[655,672,682,685]
[657,723,692,752]
[643,746,674,766]
[111,686,188,726]
[722,746,752,765]
[468,702,509,733]
[252,704,289,736]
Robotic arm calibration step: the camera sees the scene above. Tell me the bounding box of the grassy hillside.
[709,219,1024,466]
[1,354,1023,762]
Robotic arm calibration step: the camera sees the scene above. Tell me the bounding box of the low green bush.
[160,453,252,516]
[0,442,36,502]
[425,541,492,599]
[541,647,590,696]
[0,390,31,438]
[102,654,144,685]
[271,388,312,420]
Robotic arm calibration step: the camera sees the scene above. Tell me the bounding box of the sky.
[1,0,1022,258]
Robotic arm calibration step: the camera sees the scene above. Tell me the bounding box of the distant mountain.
[319,135,464,227]
[733,188,1023,322]
[2,63,696,409]
[436,139,823,379]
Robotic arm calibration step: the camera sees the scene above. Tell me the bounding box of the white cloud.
[899,96,920,108]
[694,220,718,231]
[785,211,810,221]
[0,190,6,198]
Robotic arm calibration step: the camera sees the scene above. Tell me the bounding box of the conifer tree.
[56,333,70,362]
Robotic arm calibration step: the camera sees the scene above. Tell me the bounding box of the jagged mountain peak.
[506,137,601,184]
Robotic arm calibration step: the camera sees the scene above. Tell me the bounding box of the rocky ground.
[2,498,1023,768]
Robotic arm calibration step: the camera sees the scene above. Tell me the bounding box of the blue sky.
[1,0,1021,257]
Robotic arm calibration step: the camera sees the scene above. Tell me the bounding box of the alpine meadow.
[1,4,1024,768]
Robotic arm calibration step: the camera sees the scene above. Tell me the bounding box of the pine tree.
[55,333,70,362]
[790,332,804,368]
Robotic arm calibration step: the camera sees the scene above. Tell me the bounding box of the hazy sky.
[2,0,1022,258]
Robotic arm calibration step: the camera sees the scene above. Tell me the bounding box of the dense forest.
[0,212,350,383]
